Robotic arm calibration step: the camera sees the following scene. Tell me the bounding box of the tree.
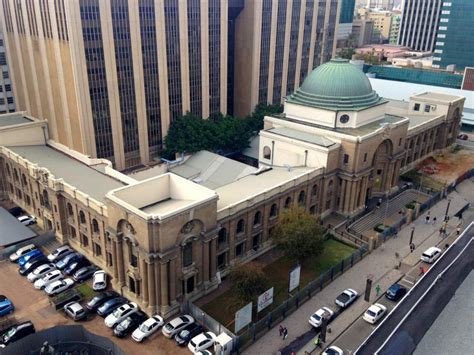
[230,261,269,304]
[271,206,325,263]
[338,47,355,60]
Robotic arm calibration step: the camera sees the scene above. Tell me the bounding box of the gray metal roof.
[0,207,37,247]
[268,127,336,147]
[8,145,125,203]
[0,114,32,128]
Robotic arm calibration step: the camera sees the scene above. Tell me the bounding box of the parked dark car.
[0,295,15,317]
[0,321,35,348]
[64,258,90,276]
[55,253,81,270]
[18,249,44,267]
[86,291,120,312]
[113,312,148,338]
[97,297,128,317]
[73,265,98,282]
[19,257,48,276]
[174,323,204,346]
[8,207,24,217]
[385,283,407,301]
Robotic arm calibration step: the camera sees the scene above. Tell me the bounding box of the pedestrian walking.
[314,335,322,348]
[457,227,461,235]
[419,266,425,276]
[375,284,381,296]
[425,214,430,224]
[283,327,288,340]
[410,243,415,253]
[439,227,444,237]
[433,216,437,224]
[394,230,398,238]
[279,325,284,337]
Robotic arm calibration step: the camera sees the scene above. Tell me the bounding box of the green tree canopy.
[271,206,326,263]
[230,261,269,304]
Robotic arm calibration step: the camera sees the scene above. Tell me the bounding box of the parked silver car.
[64,302,87,321]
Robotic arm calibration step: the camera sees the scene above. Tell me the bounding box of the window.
[377,169,382,175]
[310,205,316,214]
[106,252,113,267]
[263,146,271,160]
[339,114,350,124]
[252,234,260,250]
[235,243,245,258]
[183,242,193,267]
[311,184,318,197]
[343,154,349,164]
[218,228,227,246]
[70,226,77,239]
[399,138,402,146]
[363,153,368,162]
[67,203,74,216]
[217,252,227,269]
[424,105,431,113]
[236,219,245,234]
[284,196,292,208]
[21,174,27,186]
[298,190,306,205]
[270,203,278,218]
[130,244,138,267]
[81,234,89,247]
[94,243,102,256]
[79,211,86,224]
[414,103,420,111]
[92,219,100,233]
[253,211,262,226]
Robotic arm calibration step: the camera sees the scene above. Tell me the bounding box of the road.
[355,223,473,354]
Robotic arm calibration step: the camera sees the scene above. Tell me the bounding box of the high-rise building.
[432,0,474,71]
[389,13,401,44]
[398,0,441,52]
[233,0,341,117]
[352,17,374,46]
[368,0,395,10]
[0,32,14,114]
[358,8,393,42]
[338,0,356,41]
[0,0,230,169]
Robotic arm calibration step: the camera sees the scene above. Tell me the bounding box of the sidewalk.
[243,181,474,355]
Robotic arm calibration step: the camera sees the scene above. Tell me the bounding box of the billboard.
[235,302,252,333]
[257,287,274,313]
[289,265,301,292]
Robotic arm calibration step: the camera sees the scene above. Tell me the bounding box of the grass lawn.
[401,170,445,192]
[75,283,96,299]
[201,239,355,328]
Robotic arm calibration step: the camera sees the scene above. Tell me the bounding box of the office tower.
[359,8,393,42]
[432,0,474,71]
[233,0,341,118]
[397,0,441,51]
[389,13,401,44]
[368,0,395,10]
[0,0,229,169]
[0,32,14,114]
[352,18,374,46]
[338,0,356,41]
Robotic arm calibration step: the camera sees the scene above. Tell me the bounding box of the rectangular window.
[414,103,420,111]
[399,138,402,146]
[183,242,193,267]
[424,105,431,113]
[343,154,349,164]
[217,252,227,269]
[438,26,448,31]
[439,18,449,23]
[235,243,245,258]
[441,10,450,14]
[363,153,367,162]
[435,42,444,46]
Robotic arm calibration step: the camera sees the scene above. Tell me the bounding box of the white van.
[420,247,442,264]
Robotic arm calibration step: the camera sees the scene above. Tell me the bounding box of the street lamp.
[444,198,451,222]
[409,226,415,250]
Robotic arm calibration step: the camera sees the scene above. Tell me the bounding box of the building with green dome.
[0,59,465,319]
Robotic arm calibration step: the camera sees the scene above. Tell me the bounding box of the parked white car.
[105,302,139,328]
[188,332,217,353]
[132,315,164,342]
[335,289,358,308]
[322,345,344,355]
[47,245,73,262]
[17,215,36,226]
[9,244,36,262]
[34,270,63,290]
[162,315,195,338]
[420,247,442,264]
[27,263,56,282]
[309,307,334,328]
[44,278,74,296]
[363,303,387,324]
[92,270,107,291]
[64,302,87,321]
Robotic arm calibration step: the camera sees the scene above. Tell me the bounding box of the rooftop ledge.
[106,173,218,221]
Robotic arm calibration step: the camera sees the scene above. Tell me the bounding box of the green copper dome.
[287,58,385,111]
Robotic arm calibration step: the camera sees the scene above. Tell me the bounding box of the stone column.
[203,240,210,283]
[116,239,125,286]
[111,239,118,280]
[154,262,161,306]
[339,179,346,212]
[349,181,357,213]
[343,180,351,213]
[160,261,169,306]
[209,239,217,280]
[169,259,177,303]
[148,260,156,308]
[140,256,149,304]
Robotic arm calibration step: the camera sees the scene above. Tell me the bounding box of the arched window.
[92,219,100,233]
[183,242,193,267]
[21,174,28,186]
[6,164,11,176]
[298,190,306,205]
[13,169,19,181]
[236,219,245,234]
[263,146,272,160]
[253,211,262,226]
[79,211,86,224]
[270,203,278,218]
[67,203,74,216]
[43,190,50,208]
[285,196,292,208]
[311,184,318,197]
[218,228,227,245]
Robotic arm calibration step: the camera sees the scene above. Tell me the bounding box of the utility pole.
[444,198,451,222]
[409,226,415,250]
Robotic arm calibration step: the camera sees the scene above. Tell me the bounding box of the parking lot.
[0,254,189,354]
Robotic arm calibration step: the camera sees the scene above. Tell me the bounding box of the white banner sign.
[257,287,274,313]
[235,302,252,333]
[289,265,301,292]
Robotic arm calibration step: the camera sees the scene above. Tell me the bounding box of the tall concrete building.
[368,0,395,10]
[0,32,14,114]
[233,0,341,117]
[337,0,356,42]
[0,0,230,169]
[432,0,474,71]
[398,0,441,52]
